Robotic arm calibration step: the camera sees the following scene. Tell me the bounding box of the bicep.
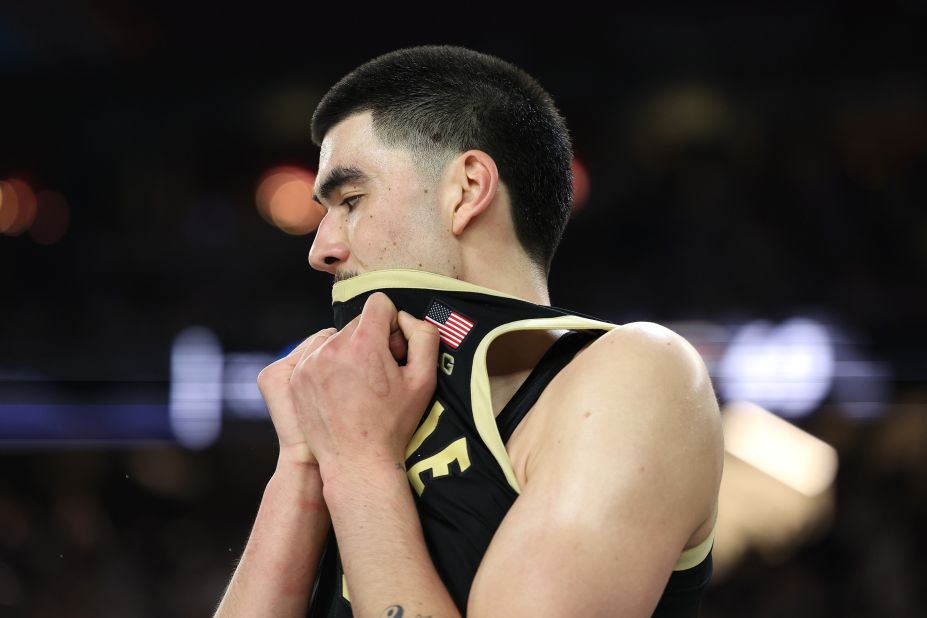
[468,474,683,617]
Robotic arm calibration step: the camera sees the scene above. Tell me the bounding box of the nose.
[308,212,350,273]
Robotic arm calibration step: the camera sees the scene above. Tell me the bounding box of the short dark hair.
[311,45,573,273]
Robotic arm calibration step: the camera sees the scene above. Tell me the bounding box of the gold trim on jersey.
[470,317,617,493]
[673,523,715,571]
[332,268,523,303]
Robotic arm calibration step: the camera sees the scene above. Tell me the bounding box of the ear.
[444,150,499,236]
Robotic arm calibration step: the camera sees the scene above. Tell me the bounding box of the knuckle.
[302,331,327,350]
[315,340,338,362]
[369,291,390,307]
[257,361,282,388]
[351,325,374,346]
[356,326,373,343]
[291,356,312,379]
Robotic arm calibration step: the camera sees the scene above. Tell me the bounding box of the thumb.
[397,310,441,389]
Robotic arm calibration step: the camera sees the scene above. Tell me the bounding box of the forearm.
[324,465,460,618]
[215,456,331,618]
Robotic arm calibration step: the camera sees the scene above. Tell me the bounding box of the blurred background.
[2,2,926,616]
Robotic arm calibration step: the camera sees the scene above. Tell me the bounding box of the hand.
[288,292,441,482]
[257,328,336,467]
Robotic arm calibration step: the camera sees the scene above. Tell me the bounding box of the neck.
[455,254,560,401]
[457,256,551,306]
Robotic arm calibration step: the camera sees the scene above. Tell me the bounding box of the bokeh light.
[0,182,10,231]
[0,179,38,235]
[254,166,324,235]
[169,326,223,450]
[723,401,838,497]
[571,156,590,212]
[717,318,835,418]
[29,190,71,245]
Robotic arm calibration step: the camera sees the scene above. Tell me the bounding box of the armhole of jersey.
[469,316,617,494]
[673,516,716,571]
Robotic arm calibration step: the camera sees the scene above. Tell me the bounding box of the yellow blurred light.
[255,166,324,235]
[713,450,834,577]
[712,400,839,577]
[29,190,70,245]
[722,400,838,497]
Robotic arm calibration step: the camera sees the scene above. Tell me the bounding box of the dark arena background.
[2,3,926,616]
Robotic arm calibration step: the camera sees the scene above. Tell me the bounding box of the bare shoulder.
[588,321,707,371]
[530,321,723,497]
[559,321,717,413]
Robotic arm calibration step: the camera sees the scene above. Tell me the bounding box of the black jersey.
[308,269,713,618]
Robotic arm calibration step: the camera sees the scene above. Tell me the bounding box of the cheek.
[350,212,408,262]
[384,221,418,259]
[354,188,441,266]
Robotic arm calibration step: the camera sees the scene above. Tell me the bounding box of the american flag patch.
[424,301,474,349]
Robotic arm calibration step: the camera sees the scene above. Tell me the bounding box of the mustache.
[334,270,359,283]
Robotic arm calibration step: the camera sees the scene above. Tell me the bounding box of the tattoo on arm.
[381,605,433,618]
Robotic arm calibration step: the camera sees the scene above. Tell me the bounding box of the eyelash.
[341,195,362,209]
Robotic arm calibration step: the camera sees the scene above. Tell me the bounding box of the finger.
[337,314,361,341]
[292,328,340,378]
[397,310,441,387]
[260,328,335,390]
[291,328,337,365]
[388,313,409,363]
[354,292,397,343]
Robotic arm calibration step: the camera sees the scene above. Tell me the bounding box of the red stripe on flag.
[441,322,469,338]
[447,315,472,329]
[450,314,473,327]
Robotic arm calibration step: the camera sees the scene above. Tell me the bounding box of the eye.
[340,195,362,209]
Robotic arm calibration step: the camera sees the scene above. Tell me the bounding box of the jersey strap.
[496,330,600,443]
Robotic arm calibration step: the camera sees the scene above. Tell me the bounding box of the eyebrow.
[312,165,370,205]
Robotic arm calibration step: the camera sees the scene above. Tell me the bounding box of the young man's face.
[309,111,451,282]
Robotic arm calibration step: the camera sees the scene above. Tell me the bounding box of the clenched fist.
[257,328,337,467]
[288,292,441,483]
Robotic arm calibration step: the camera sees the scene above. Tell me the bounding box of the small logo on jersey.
[440,352,455,375]
[424,300,474,349]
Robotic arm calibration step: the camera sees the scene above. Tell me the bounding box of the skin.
[215,110,724,618]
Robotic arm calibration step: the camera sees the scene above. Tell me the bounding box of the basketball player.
[214,46,723,618]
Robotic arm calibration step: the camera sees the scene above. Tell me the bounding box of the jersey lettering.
[407,437,471,496]
[405,400,445,458]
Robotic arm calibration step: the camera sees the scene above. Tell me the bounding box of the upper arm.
[468,323,723,617]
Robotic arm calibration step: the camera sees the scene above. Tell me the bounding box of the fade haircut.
[310,45,573,273]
